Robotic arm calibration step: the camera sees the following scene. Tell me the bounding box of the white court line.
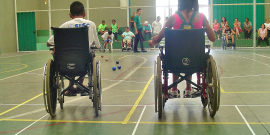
[221,74,270,79]
[132,106,146,135]
[0,53,32,59]
[0,68,43,81]
[235,105,256,135]
[15,113,48,135]
[239,56,270,68]
[252,53,270,59]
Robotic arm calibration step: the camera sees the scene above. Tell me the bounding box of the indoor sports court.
[1,0,270,135]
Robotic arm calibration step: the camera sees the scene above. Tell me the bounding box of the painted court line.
[132,106,146,135]
[235,105,256,135]
[122,74,154,124]
[0,67,43,81]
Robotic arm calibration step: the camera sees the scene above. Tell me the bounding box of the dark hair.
[70,1,85,16]
[246,18,249,21]
[102,20,105,23]
[108,31,112,35]
[137,8,142,12]
[235,18,238,21]
[221,17,227,23]
[112,19,116,22]
[125,26,130,29]
[178,0,199,18]
[261,24,265,28]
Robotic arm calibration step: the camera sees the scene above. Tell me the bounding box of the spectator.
[258,24,269,47]
[152,16,162,47]
[213,19,220,40]
[110,19,119,42]
[98,20,108,35]
[142,21,152,40]
[129,12,136,29]
[243,18,252,39]
[264,18,270,39]
[134,8,147,52]
[121,26,135,48]
[223,25,235,44]
[220,17,227,32]
[233,18,242,39]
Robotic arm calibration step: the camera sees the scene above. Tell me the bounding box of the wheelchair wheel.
[154,60,157,113]
[92,57,100,116]
[156,56,163,118]
[206,55,219,117]
[58,76,64,109]
[97,61,102,112]
[43,63,49,113]
[201,93,208,108]
[44,59,57,117]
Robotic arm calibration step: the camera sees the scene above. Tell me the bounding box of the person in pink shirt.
[213,19,220,40]
[148,0,215,98]
[258,24,269,47]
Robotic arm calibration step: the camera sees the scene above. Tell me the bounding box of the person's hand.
[148,40,153,47]
[262,37,264,40]
[135,30,138,34]
[248,30,250,33]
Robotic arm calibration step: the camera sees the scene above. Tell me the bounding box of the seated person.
[46,1,100,96]
[258,24,269,47]
[121,27,135,48]
[223,25,235,44]
[142,21,152,40]
[243,18,252,39]
[101,31,114,52]
[233,18,242,39]
[98,20,108,35]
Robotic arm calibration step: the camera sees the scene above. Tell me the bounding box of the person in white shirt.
[264,18,270,39]
[101,31,114,52]
[46,1,100,96]
[152,16,162,48]
[258,24,269,47]
[121,27,135,48]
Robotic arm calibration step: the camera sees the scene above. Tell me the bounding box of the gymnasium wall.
[266,0,270,20]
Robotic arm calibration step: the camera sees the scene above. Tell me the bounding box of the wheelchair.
[221,34,236,50]
[43,26,102,117]
[121,39,133,52]
[154,28,220,118]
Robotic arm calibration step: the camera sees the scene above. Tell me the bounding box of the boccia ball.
[101,55,104,58]
[117,65,121,69]
[116,61,119,64]
[105,58,108,61]
[112,67,116,71]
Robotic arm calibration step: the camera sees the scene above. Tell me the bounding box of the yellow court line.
[0,63,28,73]
[118,55,128,59]
[220,87,225,93]
[0,67,43,81]
[126,90,143,92]
[1,119,270,125]
[0,93,43,116]
[122,74,154,124]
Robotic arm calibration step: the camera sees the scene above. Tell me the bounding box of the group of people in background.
[213,17,270,47]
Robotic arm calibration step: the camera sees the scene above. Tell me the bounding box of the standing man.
[152,16,162,48]
[134,8,147,52]
[129,12,136,32]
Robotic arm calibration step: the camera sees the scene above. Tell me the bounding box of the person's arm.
[249,24,252,32]
[265,29,268,38]
[117,24,119,31]
[258,29,261,38]
[149,25,152,32]
[203,15,216,42]
[134,16,138,34]
[47,35,54,47]
[110,26,112,31]
[231,29,235,35]
[244,23,248,31]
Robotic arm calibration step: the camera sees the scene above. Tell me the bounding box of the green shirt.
[134,15,141,30]
[111,23,118,33]
[98,24,107,31]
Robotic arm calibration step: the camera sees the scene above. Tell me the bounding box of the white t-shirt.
[264,23,270,28]
[101,32,114,43]
[152,20,162,34]
[47,18,100,48]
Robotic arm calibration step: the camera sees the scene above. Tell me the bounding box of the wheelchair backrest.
[164,28,207,73]
[52,26,90,76]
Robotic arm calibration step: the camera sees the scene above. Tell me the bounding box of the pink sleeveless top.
[173,12,204,29]
[213,23,219,31]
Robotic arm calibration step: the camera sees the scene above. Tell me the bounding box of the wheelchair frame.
[221,34,236,50]
[43,27,102,117]
[154,28,220,118]
[121,39,134,52]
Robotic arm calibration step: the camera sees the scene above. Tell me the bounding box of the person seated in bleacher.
[243,18,252,39]
[213,19,221,40]
[233,18,242,39]
[122,27,135,49]
[223,25,235,44]
[264,18,270,39]
[98,20,108,35]
[142,21,152,41]
[101,31,114,52]
[258,24,269,47]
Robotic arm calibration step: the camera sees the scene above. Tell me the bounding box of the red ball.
[101,55,104,58]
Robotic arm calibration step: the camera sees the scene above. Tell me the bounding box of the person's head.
[178,0,199,17]
[144,21,148,26]
[137,8,142,15]
[108,31,112,35]
[112,19,116,24]
[261,24,265,29]
[69,1,85,19]
[133,12,136,16]
[221,17,227,22]
[225,25,230,30]
[214,19,217,23]
[265,18,269,23]
[235,18,239,22]
[125,26,130,32]
[157,16,161,22]
[102,20,105,25]
[245,18,249,22]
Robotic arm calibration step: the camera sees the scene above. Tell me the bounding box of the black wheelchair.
[43,27,102,117]
[221,34,236,50]
[121,39,134,52]
[154,28,220,118]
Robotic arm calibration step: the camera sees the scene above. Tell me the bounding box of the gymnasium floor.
[0,48,270,135]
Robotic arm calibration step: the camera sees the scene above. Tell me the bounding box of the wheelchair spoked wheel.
[154,60,157,113]
[58,76,64,109]
[44,59,57,117]
[92,57,100,117]
[97,61,102,112]
[206,55,219,117]
[43,63,49,113]
[156,56,163,118]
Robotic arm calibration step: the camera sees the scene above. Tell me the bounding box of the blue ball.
[116,61,119,64]
[117,65,121,69]
[112,67,116,71]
